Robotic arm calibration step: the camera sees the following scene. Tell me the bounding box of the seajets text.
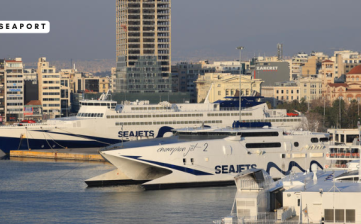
[215,164,257,174]
[118,130,154,138]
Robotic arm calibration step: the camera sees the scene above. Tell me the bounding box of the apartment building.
[23,68,38,105]
[37,57,61,117]
[319,60,335,96]
[195,73,263,103]
[288,52,308,80]
[201,61,244,74]
[4,58,24,122]
[299,77,323,102]
[0,60,4,122]
[273,82,300,102]
[115,0,172,93]
[171,62,216,102]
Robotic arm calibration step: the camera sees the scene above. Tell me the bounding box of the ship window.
[294,142,299,147]
[95,103,100,106]
[107,115,110,119]
[325,209,334,222]
[335,209,344,223]
[346,135,359,143]
[346,209,355,223]
[91,113,95,117]
[183,158,186,165]
[320,138,329,142]
[311,138,318,143]
[241,132,279,137]
[281,154,286,158]
[245,143,281,148]
[190,158,194,165]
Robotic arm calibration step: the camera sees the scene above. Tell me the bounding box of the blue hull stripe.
[0,136,122,154]
[266,161,323,175]
[123,156,214,176]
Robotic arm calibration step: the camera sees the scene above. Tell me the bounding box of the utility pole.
[323,97,326,130]
[236,46,244,123]
[339,97,341,129]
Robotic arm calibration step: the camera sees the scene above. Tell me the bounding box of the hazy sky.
[1,0,361,62]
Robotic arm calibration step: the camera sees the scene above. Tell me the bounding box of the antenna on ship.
[236,46,244,124]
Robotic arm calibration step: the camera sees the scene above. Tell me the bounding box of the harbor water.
[0,156,235,224]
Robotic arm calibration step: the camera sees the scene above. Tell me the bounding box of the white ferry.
[86,127,330,189]
[0,92,304,154]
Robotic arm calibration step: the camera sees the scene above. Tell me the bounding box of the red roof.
[322,60,334,63]
[26,100,41,106]
[327,83,348,87]
[5,60,22,63]
[347,65,361,75]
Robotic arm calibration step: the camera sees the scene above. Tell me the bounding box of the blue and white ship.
[0,92,304,154]
[87,126,330,189]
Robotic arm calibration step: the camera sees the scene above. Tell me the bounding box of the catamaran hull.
[96,135,328,190]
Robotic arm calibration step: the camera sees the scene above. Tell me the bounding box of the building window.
[218,91,221,95]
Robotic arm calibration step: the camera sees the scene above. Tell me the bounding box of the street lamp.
[236,46,244,123]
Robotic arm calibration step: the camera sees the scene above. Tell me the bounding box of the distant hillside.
[24,59,116,74]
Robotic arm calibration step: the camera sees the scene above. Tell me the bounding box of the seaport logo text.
[0,21,50,33]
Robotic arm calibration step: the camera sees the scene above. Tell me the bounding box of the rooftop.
[347,65,361,75]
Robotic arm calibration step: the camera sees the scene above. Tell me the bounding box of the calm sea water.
[0,157,236,224]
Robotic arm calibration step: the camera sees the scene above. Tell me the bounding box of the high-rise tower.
[115,0,171,93]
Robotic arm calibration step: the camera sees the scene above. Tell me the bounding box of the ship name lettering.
[214,164,257,174]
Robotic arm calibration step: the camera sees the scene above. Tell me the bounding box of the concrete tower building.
[115,0,171,93]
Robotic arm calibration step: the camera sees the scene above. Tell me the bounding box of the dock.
[9,148,106,162]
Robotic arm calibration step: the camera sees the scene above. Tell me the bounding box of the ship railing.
[326,153,360,159]
[327,146,361,159]
[0,122,48,127]
[214,211,299,224]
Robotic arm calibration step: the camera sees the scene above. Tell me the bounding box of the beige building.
[319,60,335,96]
[324,65,361,104]
[99,77,110,93]
[299,77,323,102]
[274,84,300,102]
[195,73,263,103]
[37,57,61,117]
